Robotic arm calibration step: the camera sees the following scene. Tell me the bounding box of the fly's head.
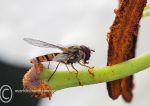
[80,45,95,64]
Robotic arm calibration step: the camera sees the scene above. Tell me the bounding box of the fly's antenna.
[90,49,95,52]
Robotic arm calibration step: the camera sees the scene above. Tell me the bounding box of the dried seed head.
[22,63,52,99]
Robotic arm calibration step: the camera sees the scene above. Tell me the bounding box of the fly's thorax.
[64,53,76,64]
[65,45,91,64]
[67,45,80,53]
[65,49,84,64]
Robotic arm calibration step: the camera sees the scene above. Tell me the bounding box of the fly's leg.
[78,62,91,68]
[65,64,70,72]
[48,62,50,69]
[78,62,95,77]
[71,63,78,74]
[71,64,81,85]
[47,62,60,81]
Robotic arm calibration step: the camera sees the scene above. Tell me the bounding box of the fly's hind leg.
[71,64,82,85]
[47,62,60,82]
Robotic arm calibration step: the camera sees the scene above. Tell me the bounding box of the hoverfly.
[24,38,94,82]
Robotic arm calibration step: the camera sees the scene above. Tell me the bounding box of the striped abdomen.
[30,53,59,63]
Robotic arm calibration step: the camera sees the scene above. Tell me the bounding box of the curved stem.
[39,52,150,91]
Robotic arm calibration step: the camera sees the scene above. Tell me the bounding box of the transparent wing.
[23,38,64,49]
[53,53,71,62]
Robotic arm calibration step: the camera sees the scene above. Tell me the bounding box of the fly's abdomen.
[30,53,59,63]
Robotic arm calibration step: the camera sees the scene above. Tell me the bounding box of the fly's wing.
[52,53,71,62]
[23,38,64,50]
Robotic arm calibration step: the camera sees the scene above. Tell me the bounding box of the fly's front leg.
[78,62,91,68]
[71,64,82,85]
[78,62,95,77]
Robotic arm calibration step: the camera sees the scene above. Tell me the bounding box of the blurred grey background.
[0,0,150,106]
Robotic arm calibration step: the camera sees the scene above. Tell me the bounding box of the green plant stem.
[39,52,150,91]
[144,4,150,11]
[143,4,150,17]
[143,12,150,17]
